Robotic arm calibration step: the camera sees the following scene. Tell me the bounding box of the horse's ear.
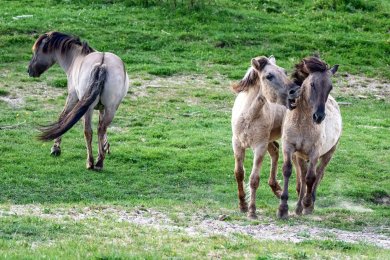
[329,64,339,76]
[268,55,276,64]
[251,57,268,72]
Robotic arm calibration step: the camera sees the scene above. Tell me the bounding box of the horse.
[28,32,129,170]
[277,56,342,219]
[231,56,298,219]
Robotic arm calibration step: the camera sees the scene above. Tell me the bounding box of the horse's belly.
[319,99,342,156]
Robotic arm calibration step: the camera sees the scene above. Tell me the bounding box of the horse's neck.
[233,85,262,115]
[55,48,85,75]
[261,82,287,106]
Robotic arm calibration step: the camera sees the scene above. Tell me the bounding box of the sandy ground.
[1,73,389,109]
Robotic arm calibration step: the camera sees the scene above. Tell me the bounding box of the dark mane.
[33,32,95,55]
[291,56,328,86]
[231,68,259,93]
[231,56,269,93]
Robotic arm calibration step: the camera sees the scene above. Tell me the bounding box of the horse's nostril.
[289,90,296,95]
[313,113,325,123]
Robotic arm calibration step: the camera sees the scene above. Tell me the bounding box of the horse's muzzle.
[313,112,325,124]
[28,67,40,77]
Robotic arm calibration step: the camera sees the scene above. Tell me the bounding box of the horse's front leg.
[277,145,294,219]
[51,92,78,156]
[83,108,94,170]
[267,141,282,198]
[248,142,267,219]
[233,138,247,212]
[95,109,115,170]
[303,154,319,215]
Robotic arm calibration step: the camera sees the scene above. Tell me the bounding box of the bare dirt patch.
[334,73,390,100]
[2,204,389,249]
[2,69,388,110]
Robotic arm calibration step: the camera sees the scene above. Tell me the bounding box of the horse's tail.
[38,62,107,141]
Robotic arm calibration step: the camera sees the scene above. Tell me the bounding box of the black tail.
[38,64,107,141]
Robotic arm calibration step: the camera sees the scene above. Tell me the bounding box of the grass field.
[0,0,389,258]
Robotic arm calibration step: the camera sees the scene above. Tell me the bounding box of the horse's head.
[292,56,338,124]
[28,33,56,77]
[232,56,297,105]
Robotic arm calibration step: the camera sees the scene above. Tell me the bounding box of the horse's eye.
[266,74,274,80]
[311,83,315,88]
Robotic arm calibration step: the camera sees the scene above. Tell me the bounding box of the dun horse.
[231,56,297,219]
[277,56,342,219]
[28,32,129,170]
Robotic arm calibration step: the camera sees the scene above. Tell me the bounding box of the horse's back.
[320,95,342,156]
[77,52,129,109]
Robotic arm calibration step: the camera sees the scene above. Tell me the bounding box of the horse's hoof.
[303,205,314,215]
[247,212,257,220]
[95,160,103,171]
[295,206,303,216]
[277,205,289,219]
[303,196,313,209]
[273,190,282,199]
[50,146,61,156]
[269,182,282,199]
[86,160,94,170]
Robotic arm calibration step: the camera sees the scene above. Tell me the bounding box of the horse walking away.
[28,32,129,170]
[231,56,297,219]
[277,56,342,219]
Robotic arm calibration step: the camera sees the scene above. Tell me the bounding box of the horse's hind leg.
[95,108,115,170]
[267,141,282,198]
[233,138,247,213]
[295,157,307,215]
[302,155,319,215]
[311,143,338,206]
[51,92,78,156]
[83,108,94,170]
[248,142,267,219]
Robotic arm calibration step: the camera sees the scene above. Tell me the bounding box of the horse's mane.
[291,56,328,86]
[231,56,268,93]
[32,32,95,55]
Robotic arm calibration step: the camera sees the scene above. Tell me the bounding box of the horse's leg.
[233,138,247,213]
[277,145,294,219]
[99,110,110,155]
[295,157,307,215]
[83,108,94,170]
[248,142,267,219]
[311,143,337,205]
[302,154,319,215]
[292,154,301,196]
[51,92,78,156]
[95,108,115,170]
[267,141,282,198]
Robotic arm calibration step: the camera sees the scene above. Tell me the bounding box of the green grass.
[0,0,389,79]
[0,0,389,258]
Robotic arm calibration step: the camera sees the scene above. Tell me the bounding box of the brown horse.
[28,32,129,170]
[277,56,342,219]
[231,56,297,219]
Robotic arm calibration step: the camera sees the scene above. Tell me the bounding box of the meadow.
[0,0,389,258]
